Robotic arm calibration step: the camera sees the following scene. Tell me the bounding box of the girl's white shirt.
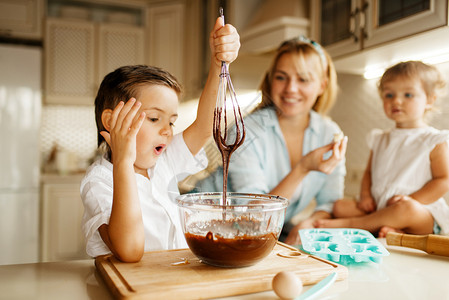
[80,133,208,257]
[369,126,449,235]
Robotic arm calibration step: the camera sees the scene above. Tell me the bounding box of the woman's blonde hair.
[257,37,338,115]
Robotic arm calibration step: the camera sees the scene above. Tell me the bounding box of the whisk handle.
[219,7,225,24]
[219,7,226,68]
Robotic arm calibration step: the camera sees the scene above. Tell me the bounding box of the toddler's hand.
[209,17,240,67]
[357,196,376,213]
[100,98,145,165]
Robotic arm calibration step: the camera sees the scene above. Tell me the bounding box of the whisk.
[213,7,245,206]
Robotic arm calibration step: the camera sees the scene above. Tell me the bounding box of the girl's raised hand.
[100,98,146,165]
[209,16,240,67]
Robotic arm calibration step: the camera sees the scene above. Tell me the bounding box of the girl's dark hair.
[94,65,182,157]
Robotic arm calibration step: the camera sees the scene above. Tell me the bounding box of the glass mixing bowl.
[176,192,288,268]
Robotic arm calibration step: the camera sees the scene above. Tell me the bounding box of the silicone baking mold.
[299,228,389,264]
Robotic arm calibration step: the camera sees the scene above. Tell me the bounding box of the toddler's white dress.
[369,127,449,235]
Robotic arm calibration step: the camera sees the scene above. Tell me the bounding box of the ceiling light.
[363,68,386,80]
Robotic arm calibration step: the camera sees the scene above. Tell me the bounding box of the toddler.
[317,61,449,237]
[80,17,240,262]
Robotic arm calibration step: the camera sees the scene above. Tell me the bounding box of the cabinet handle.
[350,8,360,42]
[361,1,369,39]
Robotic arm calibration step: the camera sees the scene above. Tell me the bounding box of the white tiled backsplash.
[39,101,202,173]
[40,105,97,171]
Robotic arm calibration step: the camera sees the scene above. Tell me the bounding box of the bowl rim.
[176,192,289,210]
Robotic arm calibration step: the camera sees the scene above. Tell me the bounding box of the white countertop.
[1,239,449,300]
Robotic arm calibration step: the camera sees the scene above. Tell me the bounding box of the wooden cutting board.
[95,242,347,300]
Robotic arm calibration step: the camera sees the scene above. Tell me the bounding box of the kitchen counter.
[1,239,449,300]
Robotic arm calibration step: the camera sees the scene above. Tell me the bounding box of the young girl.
[317,61,449,237]
[196,36,347,245]
[80,17,240,262]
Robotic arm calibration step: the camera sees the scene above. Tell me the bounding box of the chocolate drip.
[213,66,245,205]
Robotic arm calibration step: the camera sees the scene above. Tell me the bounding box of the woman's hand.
[270,137,347,202]
[299,137,347,174]
[100,98,145,165]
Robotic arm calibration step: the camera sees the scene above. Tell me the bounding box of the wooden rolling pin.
[386,232,449,257]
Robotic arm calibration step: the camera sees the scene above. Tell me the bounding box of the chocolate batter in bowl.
[176,192,288,267]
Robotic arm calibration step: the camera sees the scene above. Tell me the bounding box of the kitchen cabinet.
[45,19,95,105]
[45,18,144,105]
[146,1,205,100]
[147,2,185,94]
[310,0,448,58]
[0,0,44,40]
[97,24,145,86]
[41,178,89,262]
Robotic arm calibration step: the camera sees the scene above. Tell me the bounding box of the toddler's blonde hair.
[378,61,446,101]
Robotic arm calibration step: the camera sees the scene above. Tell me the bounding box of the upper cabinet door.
[311,0,362,58]
[45,19,145,105]
[147,3,185,87]
[364,0,447,48]
[45,19,95,105]
[311,0,448,59]
[97,24,145,86]
[0,0,44,40]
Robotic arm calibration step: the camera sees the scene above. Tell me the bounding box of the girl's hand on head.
[299,136,347,174]
[100,98,146,165]
[209,17,240,67]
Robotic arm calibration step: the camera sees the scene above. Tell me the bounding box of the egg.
[272,271,303,300]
